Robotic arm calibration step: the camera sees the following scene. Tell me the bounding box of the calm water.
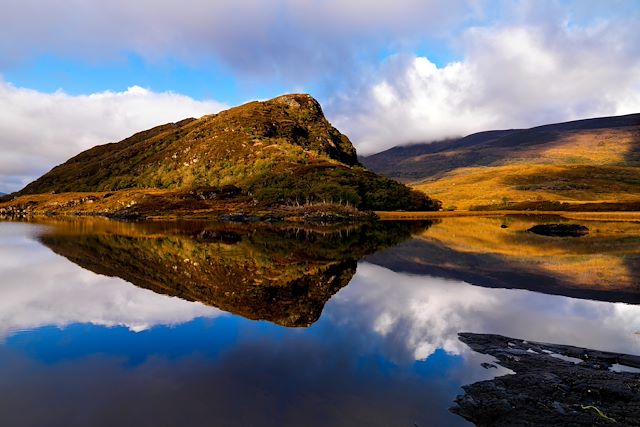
[1,218,640,426]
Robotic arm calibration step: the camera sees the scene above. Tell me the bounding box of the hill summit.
[22,94,359,194]
[5,94,440,219]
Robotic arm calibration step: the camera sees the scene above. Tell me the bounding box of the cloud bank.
[0,0,474,81]
[0,82,225,192]
[331,16,640,154]
[1,1,639,187]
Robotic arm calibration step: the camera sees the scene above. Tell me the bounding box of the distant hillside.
[10,94,439,217]
[362,113,640,210]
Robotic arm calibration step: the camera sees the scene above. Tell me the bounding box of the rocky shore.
[451,333,640,426]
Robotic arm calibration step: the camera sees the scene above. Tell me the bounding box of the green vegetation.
[250,164,441,211]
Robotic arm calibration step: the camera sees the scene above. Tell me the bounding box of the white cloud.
[330,15,640,154]
[0,81,225,193]
[0,222,224,339]
[2,1,640,177]
[327,263,640,361]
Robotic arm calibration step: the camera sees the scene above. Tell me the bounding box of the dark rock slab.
[451,333,640,426]
[528,223,589,237]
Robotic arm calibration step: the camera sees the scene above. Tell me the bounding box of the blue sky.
[1,0,639,192]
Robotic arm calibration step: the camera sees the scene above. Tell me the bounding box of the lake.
[1,217,639,426]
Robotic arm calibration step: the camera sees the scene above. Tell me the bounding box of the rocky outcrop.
[451,333,640,426]
[528,223,589,237]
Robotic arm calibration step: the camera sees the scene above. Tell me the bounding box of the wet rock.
[481,362,498,369]
[451,333,640,426]
[528,223,589,237]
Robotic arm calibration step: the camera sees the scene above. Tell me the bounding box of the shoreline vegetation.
[3,189,640,222]
[0,189,376,222]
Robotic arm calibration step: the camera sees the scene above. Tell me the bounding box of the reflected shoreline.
[367,215,640,304]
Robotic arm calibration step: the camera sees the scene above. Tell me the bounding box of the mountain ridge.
[21,94,359,195]
[361,112,640,210]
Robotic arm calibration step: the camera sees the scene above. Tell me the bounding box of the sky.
[1,0,640,193]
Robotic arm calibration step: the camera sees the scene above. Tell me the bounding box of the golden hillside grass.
[413,164,640,210]
[506,127,639,165]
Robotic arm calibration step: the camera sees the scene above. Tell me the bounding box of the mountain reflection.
[35,218,432,327]
[367,216,640,304]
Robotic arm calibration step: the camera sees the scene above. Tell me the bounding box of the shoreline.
[376,210,640,221]
[452,333,640,425]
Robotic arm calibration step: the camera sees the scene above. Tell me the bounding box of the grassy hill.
[4,94,439,219]
[361,113,640,210]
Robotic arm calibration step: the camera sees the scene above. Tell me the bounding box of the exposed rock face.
[451,333,640,426]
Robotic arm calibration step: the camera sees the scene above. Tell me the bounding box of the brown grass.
[413,164,640,210]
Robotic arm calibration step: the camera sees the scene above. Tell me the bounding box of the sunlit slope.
[414,164,640,210]
[363,113,640,210]
[13,93,439,213]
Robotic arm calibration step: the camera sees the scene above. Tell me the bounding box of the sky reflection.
[1,221,640,426]
[328,263,640,361]
[0,223,222,340]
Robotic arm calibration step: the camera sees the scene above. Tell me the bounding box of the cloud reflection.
[0,223,223,339]
[327,263,640,361]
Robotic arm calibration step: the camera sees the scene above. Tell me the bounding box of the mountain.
[21,94,359,194]
[3,94,439,219]
[361,113,640,210]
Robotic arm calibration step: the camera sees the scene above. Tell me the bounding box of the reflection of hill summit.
[38,219,431,327]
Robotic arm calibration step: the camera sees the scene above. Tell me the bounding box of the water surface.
[1,217,639,426]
